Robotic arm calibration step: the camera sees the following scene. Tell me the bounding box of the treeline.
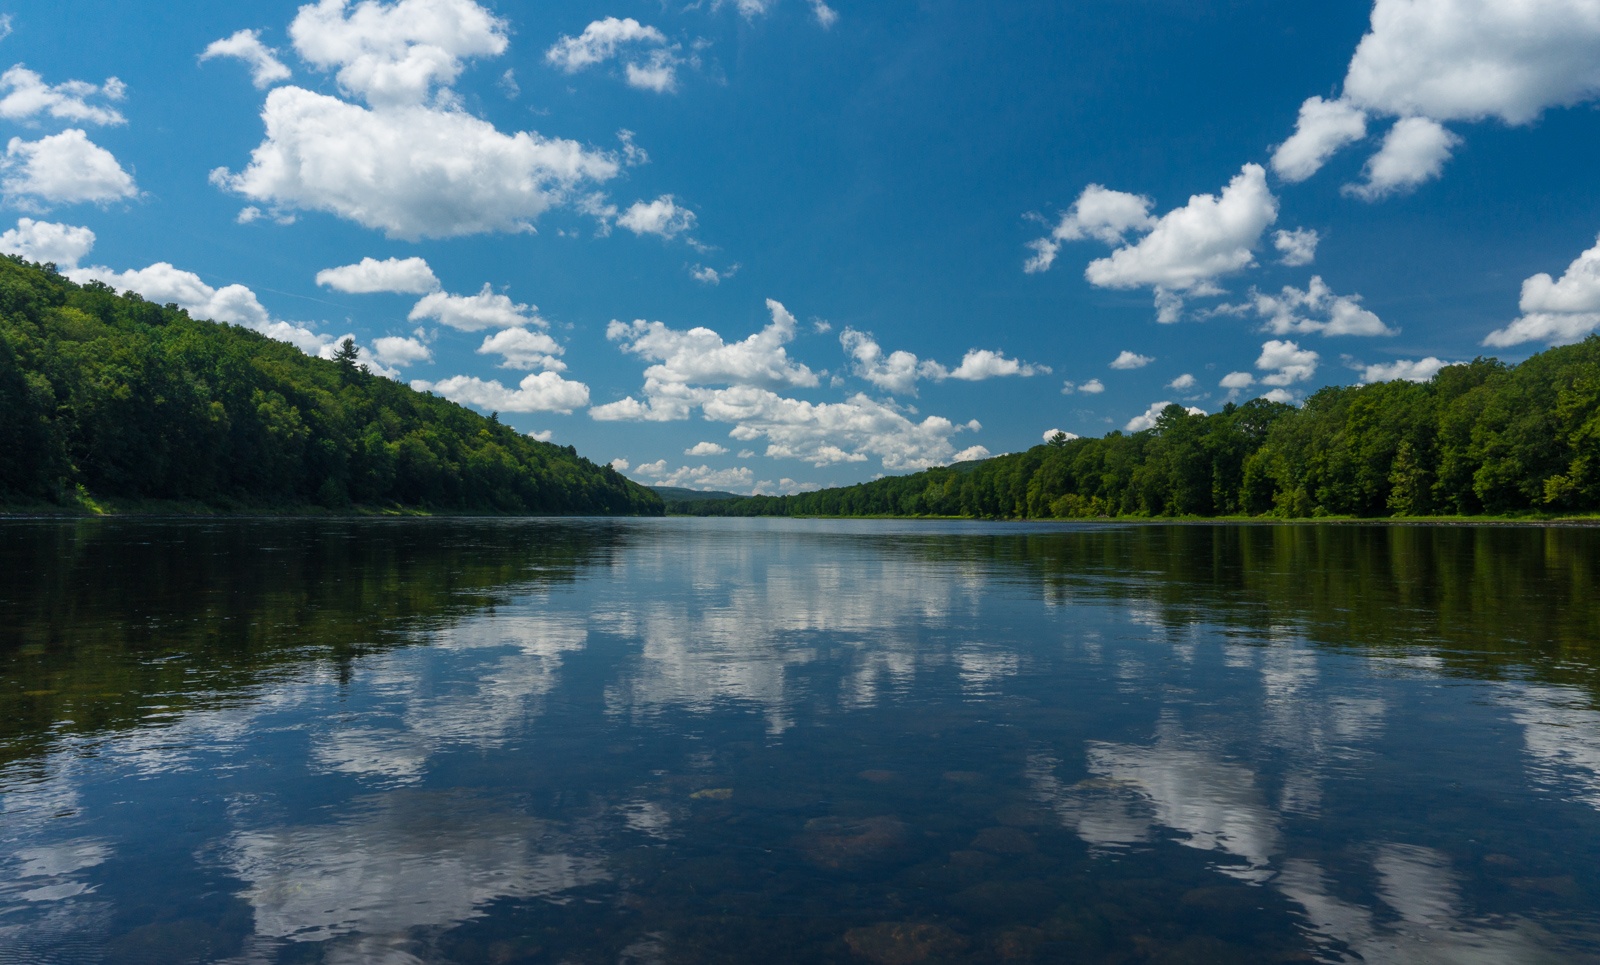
[676,338,1600,519]
[0,256,661,515]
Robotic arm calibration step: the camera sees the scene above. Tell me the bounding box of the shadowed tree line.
[0,256,661,515]
[674,339,1600,519]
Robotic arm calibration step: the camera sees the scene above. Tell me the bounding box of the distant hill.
[674,337,1600,520]
[651,486,744,503]
[0,256,662,516]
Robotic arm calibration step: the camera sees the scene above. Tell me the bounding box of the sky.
[2,0,1600,495]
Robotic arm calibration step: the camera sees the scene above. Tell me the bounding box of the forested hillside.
[679,338,1600,520]
[0,256,661,515]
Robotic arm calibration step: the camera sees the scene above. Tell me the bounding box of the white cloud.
[685,441,729,456]
[0,65,126,125]
[1274,228,1319,267]
[3,129,137,206]
[635,463,754,491]
[609,457,629,471]
[1024,184,1156,273]
[1257,339,1320,386]
[497,68,518,98]
[625,49,681,94]
[65,260,339,357]
[0,16,11,42]
[1125,401,1204,433]
[691,264,722,285]
[213,87,620,239]
[409,284,542,331]
[1230,276,1396,337]
[946,349,1050,380]
[545,17,683,93]
[200,29,293,89]
[1271,96,1367,182]
[1110,350,1153,370]
[1343,0,1600,126]
[1485,235,1600,347]
[370,334,432,367]
[0,217,94,267]
[840,328,946,394]
[1262,389,1296,404]
[1220,371,1255,390]
[289,0,508,107]
[617,195,696,238]
[1084,164,1278,294]
[1275,1,1600,192]
[1062,378,1105,394]
[478,327,565,371]
[1360,357,1456,383]
[1345,116,1460,200]
[412,371,590,414]
[809,0,839,28]
[1167,373,1197,391]
[595,301,984,470]
[316,255,439,294]
[527,429,553,441]
[840,328,1046,393]
[1043,428,1080,443]
[604,298,817,395]
[953,445,991,462]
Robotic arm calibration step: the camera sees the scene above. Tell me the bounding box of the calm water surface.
[2,518,1600,963]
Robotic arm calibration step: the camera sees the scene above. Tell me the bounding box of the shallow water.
[2,517,1599,963]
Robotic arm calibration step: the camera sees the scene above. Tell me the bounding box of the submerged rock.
[843,921,968,964]
[799,815,909,869]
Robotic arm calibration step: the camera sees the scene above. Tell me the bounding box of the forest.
[672,337,1600,520]
[0,255,661,515]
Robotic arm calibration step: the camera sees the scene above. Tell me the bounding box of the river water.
[1,518,1598,963]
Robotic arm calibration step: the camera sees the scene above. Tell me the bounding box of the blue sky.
[4,0,1600,494]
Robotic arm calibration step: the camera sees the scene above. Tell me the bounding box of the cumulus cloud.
[0,217,94,267]
[370,334,432,367]
[65,260,346,358]
[1033,166,1278,322]
[0,65,126,125]
[617,195,696,238]
[200,29,293,88]
[603,298,818,398]
[1220,371,1256,390]
[212,87,620,239]
[1024,184,1156,274]
[316,255,439,294]
[1274,228,1319,267]
[841,329,1048,394]
[1343,0,1600,126]
[594,301,984,469]
[1226,276,1396,337]
[1271,96,1368,183]
[412,371,590,414]
[545,17,683,93]
[1126,401,1205,433]
[1167,373,1197,391]
[946,349,1050,381]
[409,284,542,331]
[1257,339,1320,386]
[478,327,565,371]
[1344,116,1460,201]
[1084,165,1277,294]
[685,441,728,456]
[634,462,754,492]
[1485,235,1600,346]
[1360,357,1456,383]
[1110,350,1153,370]
[609,457,629,471]
[1061,378,1105,394]
[289,0,508,107]
[1043,428,1080,443]
[1272,0,1600,194]
[3,129,137,206]
[691,264,724,284]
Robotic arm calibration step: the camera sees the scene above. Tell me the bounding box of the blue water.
[1,518,1598,963]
